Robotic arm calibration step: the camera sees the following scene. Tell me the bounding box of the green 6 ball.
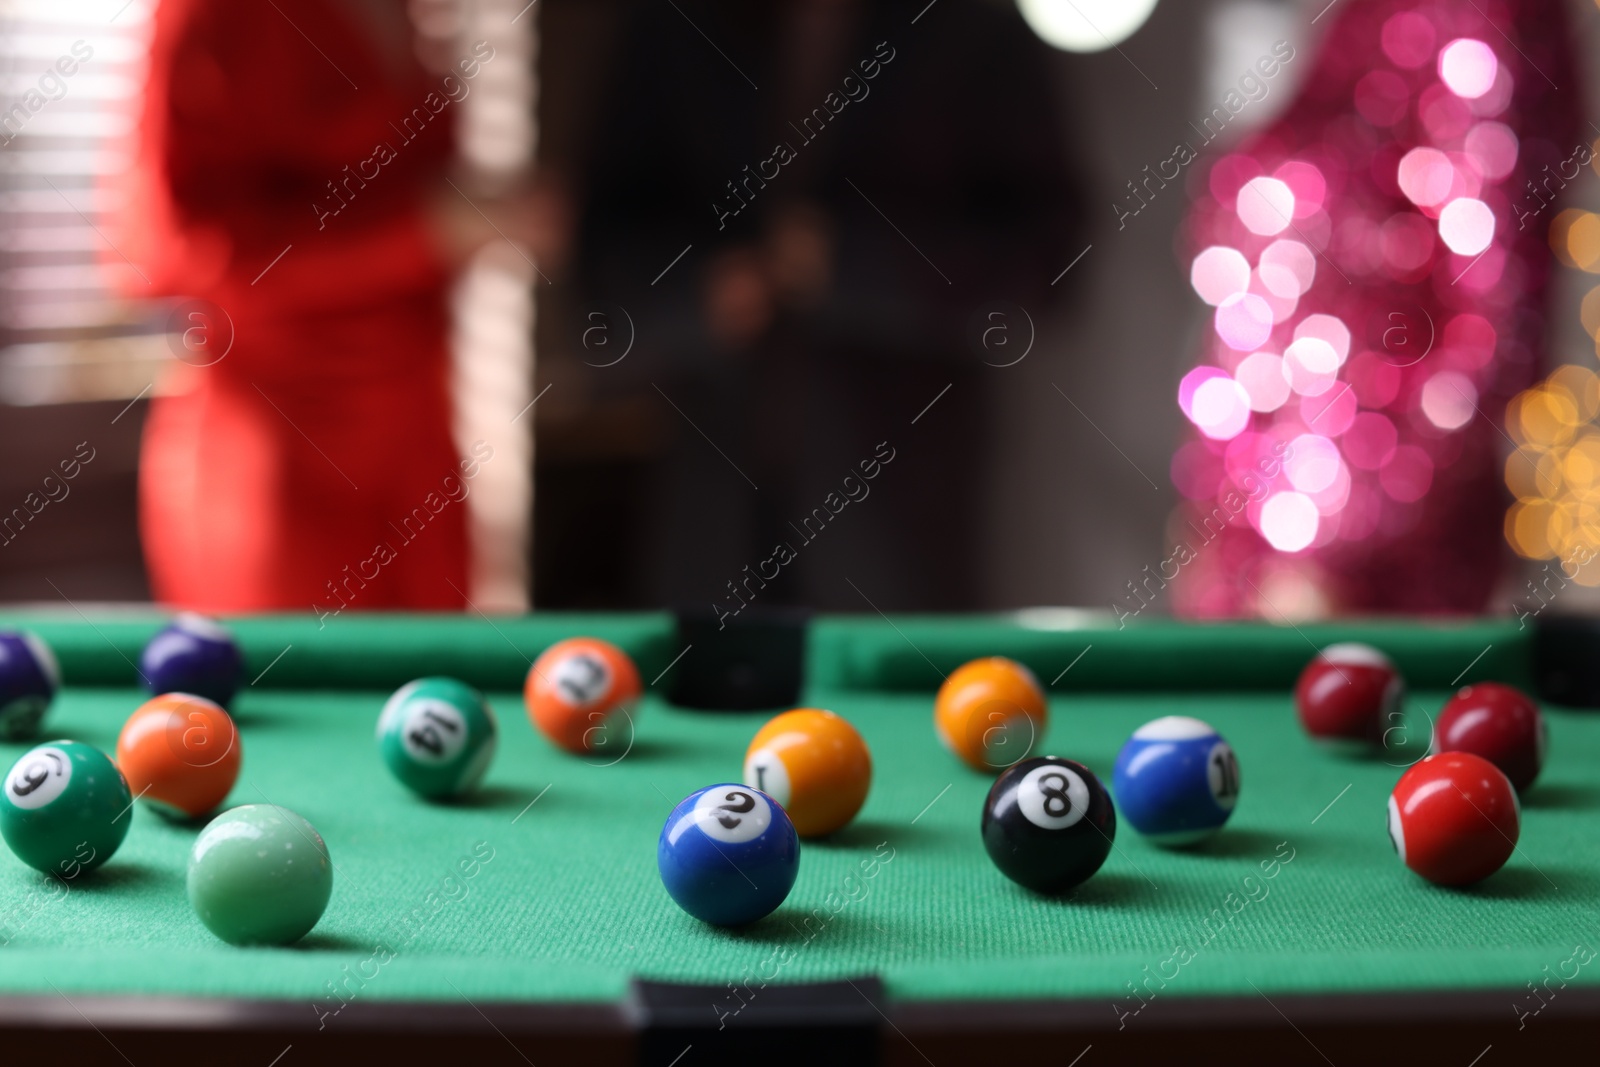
[376,677,498,800]
[0,741,131,876]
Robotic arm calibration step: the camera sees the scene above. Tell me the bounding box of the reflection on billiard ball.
[1294,642,1402,750]
[524,637,641,755]
[140,613,244,708]
[188,804,333,946]
[981,756,1115,894]
[116,693,242,820]
[0,631,58,741]
[0,740,131,876]
[1113,716,1239,845]
[377,677,498,800]
[658,784,799,926]
[743,708,872,838]
[1431,682,1545,793]
[934,657,1047,771]
[1388,751,1518,887]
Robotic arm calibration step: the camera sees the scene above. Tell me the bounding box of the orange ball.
[934,657,1047,771]
[116,693,241,819]
[524,637,642,754]
[743,708,872,838]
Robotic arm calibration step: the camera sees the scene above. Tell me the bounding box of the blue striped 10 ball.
[1113,716,1240,845]
[658,784,799,926]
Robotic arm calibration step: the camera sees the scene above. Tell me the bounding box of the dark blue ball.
[1113,716,1239,845]
[141,614,244,707]
[0,632,57,740]
[658,784,799,926]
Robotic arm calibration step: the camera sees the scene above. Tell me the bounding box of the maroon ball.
[1431,683,1545,793]
[1294,643,1402,749]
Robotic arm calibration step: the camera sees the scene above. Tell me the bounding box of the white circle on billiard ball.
[397,699,469,764]
[6,745,71,810]
[1016,762,1090,831]
[1319,642,1394,669]
[742,748,792,808]
[1205,740,1241,810]
[1386,794,1406,863]
[1131,715,1216,741]
[550,652,613,708]
[173,612,232,643]
[690,786,773,844]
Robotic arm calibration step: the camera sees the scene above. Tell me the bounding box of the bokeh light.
[1552,210,1600,273]
[1236,351,1290,412]
[1259,492,1318,551]
[1191,246,1251,305]
[1380,11,1435,70]
[1236,177,1296,236]
[1260,240,1316,295]
[1169,2,1578,615]
[1398,147,1455,207]
[1190,377,1252,441]
[1214,292,1274,350]
[1438,38,1498,99]
[1505,365,1600,585]
[1463,122,1517,180]
[1420,371,1476,430]
[1438,197,1495,255]
[1016,0,1159,53]
[1283,336,1340,396]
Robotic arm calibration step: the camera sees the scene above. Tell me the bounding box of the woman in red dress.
[121,0,534,614]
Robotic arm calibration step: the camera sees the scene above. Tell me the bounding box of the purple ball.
[141,614,243,707]
[0,632,58,740]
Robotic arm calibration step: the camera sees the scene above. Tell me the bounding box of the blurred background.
[1,0,1598,619]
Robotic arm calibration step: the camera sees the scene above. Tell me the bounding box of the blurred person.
[575,0,1082,611]
[117,0,563,613]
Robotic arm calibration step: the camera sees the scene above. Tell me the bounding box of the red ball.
[1431,683,1545,793]
[1388,751,1519,886]
[1294,643,1402,749]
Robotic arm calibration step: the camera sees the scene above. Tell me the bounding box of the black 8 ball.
[981,756,1116,893]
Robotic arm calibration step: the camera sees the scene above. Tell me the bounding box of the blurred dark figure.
[571,0,1081,613]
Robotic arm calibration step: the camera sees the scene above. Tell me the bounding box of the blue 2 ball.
[658,784,799,926]
[1113,716,1240,845]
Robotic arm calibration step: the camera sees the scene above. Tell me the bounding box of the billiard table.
[0,610,1596,1065]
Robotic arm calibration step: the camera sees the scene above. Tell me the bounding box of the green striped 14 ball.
[376,677,498,799]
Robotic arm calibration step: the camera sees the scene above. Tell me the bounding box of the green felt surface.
[0,610,1533,694]
[0,611,679,691]
[807,614,1534,691]
[1,672,1597,1008]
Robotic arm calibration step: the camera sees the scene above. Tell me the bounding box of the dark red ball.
[1294,643,1402,749]
[1388,751,1519,887]
[1432,683,1545,793]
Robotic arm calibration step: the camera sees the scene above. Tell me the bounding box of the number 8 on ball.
[981,756,1116,894]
